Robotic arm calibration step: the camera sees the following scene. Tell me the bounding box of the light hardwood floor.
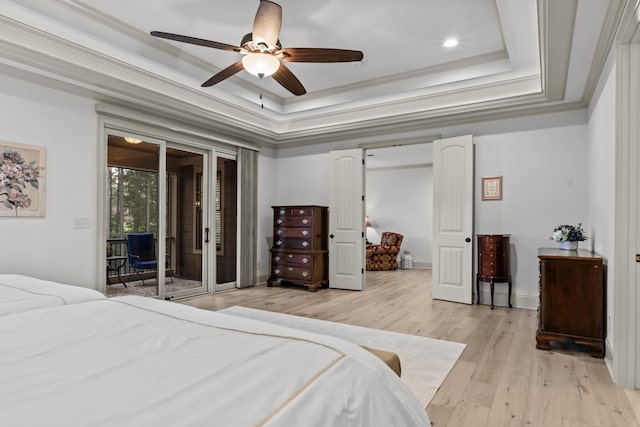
[181,269,639,426]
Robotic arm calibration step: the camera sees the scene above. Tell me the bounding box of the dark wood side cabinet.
[267,205,328,292]
[536,248,606,357]
[476,234,512,309]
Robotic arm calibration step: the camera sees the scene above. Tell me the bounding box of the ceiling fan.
[150,0,363,96]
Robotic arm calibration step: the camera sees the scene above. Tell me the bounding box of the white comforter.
[0,274,105,316]
[0,296,430,426]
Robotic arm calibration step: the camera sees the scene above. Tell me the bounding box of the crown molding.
[367,163,433,172]
[582,0,626,105]
[273,102,586,152]
[538,0,576,101]
[359,136,442,150]
[280,50,510,111]
[617,0,640,42]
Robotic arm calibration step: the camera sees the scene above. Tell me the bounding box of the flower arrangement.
[0,149,41,215]
[551,223,587,242]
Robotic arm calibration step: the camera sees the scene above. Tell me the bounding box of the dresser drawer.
[479,251,500,261]
[272,252,313,267]
[274,216,313,227]
[274,227,313,238]
[479,265,507,276]
[481,259,503,270]
[480,242,504,252]
[479,267,506,276]
[275,207,313,216]
[478,235,505,245]
[273,237,312,249]
[272,264,313,281]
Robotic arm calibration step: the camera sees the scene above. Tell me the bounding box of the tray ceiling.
[0,0,621,146]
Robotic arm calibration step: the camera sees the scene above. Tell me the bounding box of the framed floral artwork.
[482,176,502,200]
[0,141,46,217]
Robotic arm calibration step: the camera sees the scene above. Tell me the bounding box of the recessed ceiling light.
[124,137,142,144]
[443,39,459,48]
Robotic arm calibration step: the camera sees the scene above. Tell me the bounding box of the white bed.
[0,274,105,316]
[0,295,430,426]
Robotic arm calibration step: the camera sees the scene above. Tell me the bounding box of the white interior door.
[432,135,474,304]
[329,149,365,290]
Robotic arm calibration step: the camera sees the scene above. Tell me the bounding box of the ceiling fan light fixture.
[124,137,142,144]
[242,52,280,78]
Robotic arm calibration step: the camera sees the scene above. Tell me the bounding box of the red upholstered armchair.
[366,232,404,271]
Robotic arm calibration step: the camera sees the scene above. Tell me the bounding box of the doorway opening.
[365,143,434,272]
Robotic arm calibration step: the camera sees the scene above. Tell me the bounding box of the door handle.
[205,227,210,243]
[329,234,334,239]
[465,237,471,243]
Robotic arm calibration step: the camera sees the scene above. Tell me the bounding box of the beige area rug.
[219,306,466,407]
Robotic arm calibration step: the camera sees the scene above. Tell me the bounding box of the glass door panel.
[162,144,209,299]
[106,135,160,297]
[215,157,237,291]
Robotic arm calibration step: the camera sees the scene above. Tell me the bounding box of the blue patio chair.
[126,233,172,285]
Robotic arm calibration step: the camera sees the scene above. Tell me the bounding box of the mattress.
[0,295,430,426]
[0,274,105,316]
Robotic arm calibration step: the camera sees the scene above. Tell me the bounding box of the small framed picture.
[482,176,502,200]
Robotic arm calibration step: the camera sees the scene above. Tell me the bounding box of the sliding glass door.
[214,156,237,292]
[106,133,216,299]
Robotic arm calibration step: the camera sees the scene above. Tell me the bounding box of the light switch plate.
[74,218,90,229]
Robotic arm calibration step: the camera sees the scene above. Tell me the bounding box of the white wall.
[366,166,433,267]
[0,75,99,287]
[268,120,589,308]
[474,124,588,308]
[587,57,616,354]
[0,73,592,305]
[255,152,331,280]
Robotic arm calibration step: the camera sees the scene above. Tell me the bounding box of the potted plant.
[551,223,587,250]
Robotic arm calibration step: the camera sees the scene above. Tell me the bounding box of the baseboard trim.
[475,289,538,310]
[256,272,269,285]
[605,338,614,378]
[411,262,432,269]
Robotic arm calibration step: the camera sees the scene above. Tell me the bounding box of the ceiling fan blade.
[151,31,240,52]
[252,0,282,48]
[201,61,244,87]
[271,62,306,96]
[281,48,364,63]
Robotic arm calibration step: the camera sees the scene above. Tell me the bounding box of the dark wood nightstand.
[536,248,606,357]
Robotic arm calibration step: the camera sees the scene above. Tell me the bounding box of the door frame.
[96,113,240,298]
[163,141,214,299]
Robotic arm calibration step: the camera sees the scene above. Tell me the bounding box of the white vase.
[558,241,578,250]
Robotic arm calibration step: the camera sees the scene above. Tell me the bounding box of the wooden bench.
[361,345,401,377]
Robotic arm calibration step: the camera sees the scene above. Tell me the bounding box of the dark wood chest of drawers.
[267,205,328,292]
[476,234,512,309]
[536,248,606,357]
